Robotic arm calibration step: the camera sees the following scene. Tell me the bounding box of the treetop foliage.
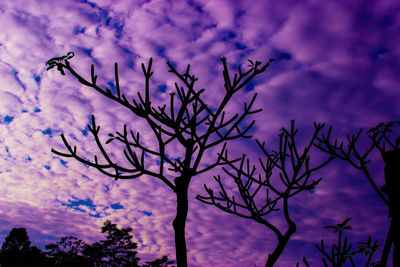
[0,221,174,267]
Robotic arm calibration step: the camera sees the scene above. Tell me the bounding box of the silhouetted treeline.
[0,220,174,267]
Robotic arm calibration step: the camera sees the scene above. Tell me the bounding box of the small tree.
[197,121,334,266]
[1,228,31,251]
[83,220,140,266]
[0,228,49,267]
[46,52,273,266]
[318,218,357,266]
[301,218,380,267]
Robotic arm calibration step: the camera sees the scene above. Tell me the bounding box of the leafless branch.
[47,53,273,267]
[314,122,400,206]
[197,120,333,267]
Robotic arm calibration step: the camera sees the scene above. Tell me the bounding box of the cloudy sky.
[0,0,399,266]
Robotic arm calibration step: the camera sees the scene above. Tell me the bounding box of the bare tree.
[46,52,273,267]
[314,121,400,266]
[197,121,334,267]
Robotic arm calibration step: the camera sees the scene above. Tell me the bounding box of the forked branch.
[47,52,274,267]
[314,122,400,206]
[197,121,334,267]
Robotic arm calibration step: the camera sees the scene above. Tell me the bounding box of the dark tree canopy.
[46,220,140,267]
[46,236,87,256]
[1,221,172,267]
[0,228,49,267]
[88,220,140,266]
[45,236,90,267]
[1,228,31,251]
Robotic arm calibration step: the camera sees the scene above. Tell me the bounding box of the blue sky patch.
[274,50,292,60]
[157,84,167,93]
[188,0,204,13]
[234,42,247,50]
[113,21,124,39]
[81,47,93,58]
[34,75,41,83]
[244,80,255,92]
[142,211,152,216]
[80,0,96,8]
[69,197,95,208]
[14,71,26,91]
[3,115,14,124]
[105,17,111,26]
[42,128,52,135]
[111,203,123,210]
[74,26,86,35]
[370,47,388,61]
[156,45,166,58]
[379,15,394,28]
[62,196,96,213]
[107,81,117,95]
[224,30,236,40]
[128,59,135,69]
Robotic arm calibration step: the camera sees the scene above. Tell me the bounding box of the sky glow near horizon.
[0,0,399,266]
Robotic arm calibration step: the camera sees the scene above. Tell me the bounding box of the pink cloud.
[0,0,398,265]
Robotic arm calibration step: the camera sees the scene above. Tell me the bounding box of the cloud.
[0,91,22,116]
[0,0,398,265]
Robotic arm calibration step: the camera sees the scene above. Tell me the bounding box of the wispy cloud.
[0,0,398,265]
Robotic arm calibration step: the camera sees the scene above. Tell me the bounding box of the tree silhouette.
[46,52,273,266]
[1,228,31,251]
[0,228,49,267]
[315,121,400,266]
[300,218,380,267]
[84,220,140,266]
[45,236,90,266]
[0,222,172,267]
[315,218,357,266]
[45,220,140,266]
[197,121,334,266]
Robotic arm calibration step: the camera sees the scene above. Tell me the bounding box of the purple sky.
[0,0,399,266]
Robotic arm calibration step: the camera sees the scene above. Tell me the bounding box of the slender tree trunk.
[265,222,296,267]
[379,222,392,267]
[173,176,190,267]
[394,243,399,267]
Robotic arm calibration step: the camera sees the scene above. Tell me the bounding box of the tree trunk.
[173,176,190,267]
[265,222,296,267]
